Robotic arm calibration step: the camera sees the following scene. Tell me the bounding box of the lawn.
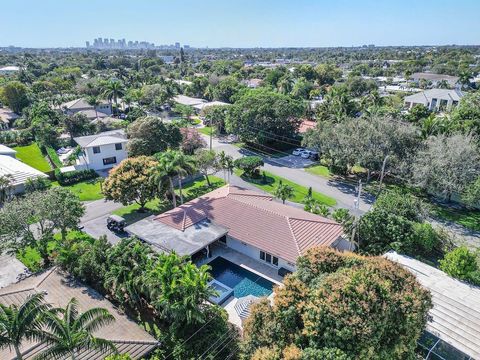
[235,169,337,207]
[112,175,225,225]
[198,126,214,136]
[13,143,51,172]
[305,165,331,178]
[432,205,480,232]
[52,179,104,201]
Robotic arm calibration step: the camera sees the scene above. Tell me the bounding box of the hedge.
[45,146,63,168]
[55,168,98,186]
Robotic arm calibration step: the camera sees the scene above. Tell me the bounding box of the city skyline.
[0,0,479,48]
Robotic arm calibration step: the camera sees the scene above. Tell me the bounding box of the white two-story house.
[74,130,127,171]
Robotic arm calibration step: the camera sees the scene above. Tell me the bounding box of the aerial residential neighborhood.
[0,1,479,359]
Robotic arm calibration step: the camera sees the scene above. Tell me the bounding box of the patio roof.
[125,215,228,256]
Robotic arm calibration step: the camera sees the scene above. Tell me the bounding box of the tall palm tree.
[102,80,125,110]
[151,150,196,207]
[86,95,101,120]
[38,298,116,360]
[0,293,50,360]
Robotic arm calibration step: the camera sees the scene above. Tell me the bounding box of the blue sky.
[1,0,479,48]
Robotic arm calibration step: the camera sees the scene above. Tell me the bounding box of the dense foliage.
[54,168,98,186]
[242,247,432,360]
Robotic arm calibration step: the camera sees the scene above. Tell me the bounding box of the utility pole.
[349,179,362,252]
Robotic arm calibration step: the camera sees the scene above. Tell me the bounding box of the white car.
[292,148,306,156]
[301,150,312,159]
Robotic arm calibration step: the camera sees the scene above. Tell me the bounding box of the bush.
[234,156,264,177]
[55,168,98,186]
[440,246,479,283]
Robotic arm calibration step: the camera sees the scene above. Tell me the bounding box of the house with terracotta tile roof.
[126,185,347,274]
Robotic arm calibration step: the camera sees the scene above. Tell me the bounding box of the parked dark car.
[106,215,126,232]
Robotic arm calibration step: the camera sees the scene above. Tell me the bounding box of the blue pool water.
[207,257,275,298]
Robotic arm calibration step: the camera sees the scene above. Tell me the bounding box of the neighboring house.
[61,98,112,120]
[410,72,460,88]
[0,107,20,130]
[244,78,263,88]
[193,100,230,112]
[0,144,17,158]
[126,185,347,274]
[173,94,207,107]
[0,65,20,75]
[404,89,463,111]
[0,146,48,194]
[385,252,480,360]
[74,130,127,171]
[0,268,158,359]
[298,119,316,133]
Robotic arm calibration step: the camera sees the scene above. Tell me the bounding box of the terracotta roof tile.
[155,185,344,263]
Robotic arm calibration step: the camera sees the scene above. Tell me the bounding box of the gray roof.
[411,72,459,85]
[61,98,109,111]
[0,268,158,360]
[404,89,464,104]
[0,255,29,288]
[193,101,231,111]
[173,95,207,106]
[74,129,127,148]
[0,155,47,186]
[0,144,16,155]
[385,252,480,359]
[125,215,228,256]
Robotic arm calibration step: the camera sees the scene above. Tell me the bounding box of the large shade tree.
[102,156,158,211]
[242,247,432,360]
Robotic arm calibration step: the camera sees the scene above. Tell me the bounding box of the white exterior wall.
[81,143,127,170]
[225,235,296,272]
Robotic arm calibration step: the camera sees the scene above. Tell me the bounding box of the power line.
[198,328,234,359]
[210,334,238,359]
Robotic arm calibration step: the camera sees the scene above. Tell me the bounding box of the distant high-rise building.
[175,42,180,49]
[86,41,90,48]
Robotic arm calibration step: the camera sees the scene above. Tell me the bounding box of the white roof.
[193,101,230,111]
[0,144,16,155]
[404,89,464,105]
[0,66,20,71]
[0,155,47,186]
[385,251,480,359]
[0,108,20,123]
[74,129,127,148]
[61,98,109,110]
[173,95,206,106]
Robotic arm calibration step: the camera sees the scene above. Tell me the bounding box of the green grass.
[235,169,337,207]
[112,176,225,225]
[432,205,480,232]
[52,179,103,201]
[305,165,331,178]
[13,143,51,172]
[198,126,214,136]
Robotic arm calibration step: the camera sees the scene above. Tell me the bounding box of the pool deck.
[198,244,283,329]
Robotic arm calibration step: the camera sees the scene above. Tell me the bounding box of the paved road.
[81,199,123,223]
[206,136,374,213]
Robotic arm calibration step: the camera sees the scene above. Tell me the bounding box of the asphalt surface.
[205,136,374,214]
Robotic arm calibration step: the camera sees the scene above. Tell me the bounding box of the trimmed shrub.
[55,168,98,186]
[440,246,479,283]
[234,156,264,177]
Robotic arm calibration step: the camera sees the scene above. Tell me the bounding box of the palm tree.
[151,150,195,207]
[274,180,294,204]
[218,151,234,184]
[102,80,125,110]
[38,298,116,360]
[0,293,50,360]
[86,95,101,120]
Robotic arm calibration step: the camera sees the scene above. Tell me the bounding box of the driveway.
[0,255,29,288]
[82,214,127,245]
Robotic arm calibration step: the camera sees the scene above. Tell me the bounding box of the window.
[259,251,278,267]
[93,146,101,154]
[115,143,123,151]
[103,156,117,165]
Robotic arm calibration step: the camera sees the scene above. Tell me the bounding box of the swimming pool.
[207,256,275,298]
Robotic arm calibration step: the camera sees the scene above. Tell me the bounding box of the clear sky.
[1,0,479,48]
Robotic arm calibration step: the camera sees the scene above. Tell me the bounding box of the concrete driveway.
[269,154,315,168]
[82,213,127,245]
